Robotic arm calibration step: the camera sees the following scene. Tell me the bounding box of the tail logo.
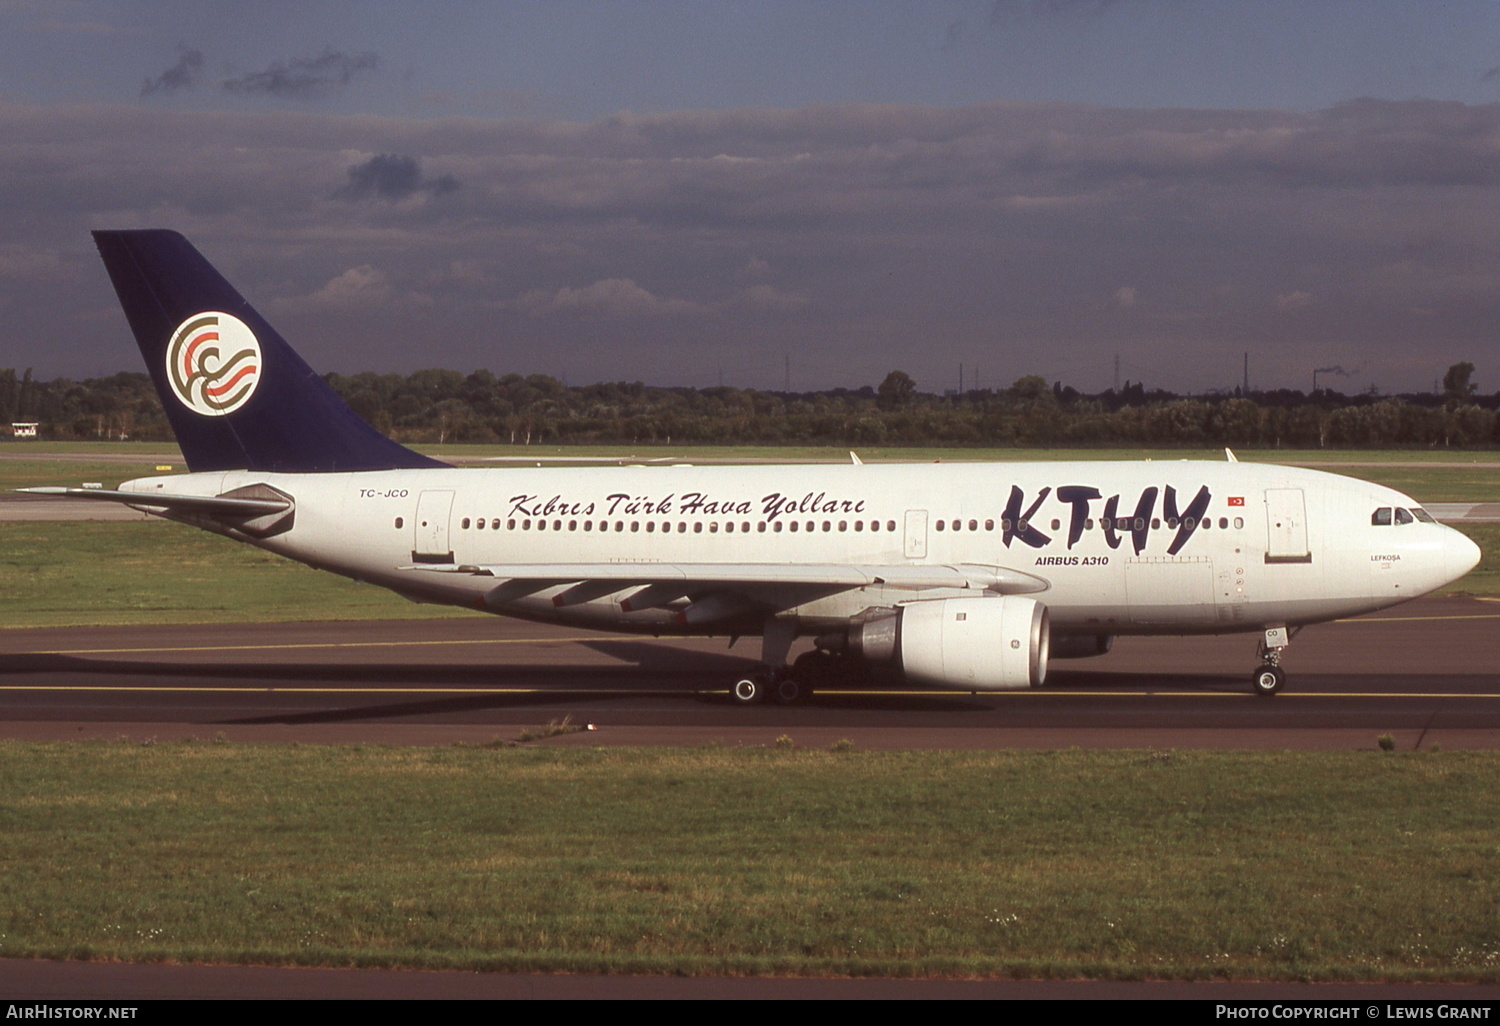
[165,312,261,417]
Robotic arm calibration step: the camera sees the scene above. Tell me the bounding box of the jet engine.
[845,595,1049,690]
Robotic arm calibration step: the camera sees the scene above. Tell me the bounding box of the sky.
[4,0,1500,396]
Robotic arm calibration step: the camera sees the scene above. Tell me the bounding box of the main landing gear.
[730,650,865,706]
[729,618,865,706]
[1251,624,1298,697]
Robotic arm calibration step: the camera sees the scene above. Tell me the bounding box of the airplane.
[24,229,1482,703]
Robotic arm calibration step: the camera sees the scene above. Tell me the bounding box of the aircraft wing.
[400,561,1048,619]
[405,561,1042,590]
[18,486,291,517]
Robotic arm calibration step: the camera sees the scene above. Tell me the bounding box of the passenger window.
[886,521,896,532]
[823,521,831,532]
[1218,517,1227,529]
[935,521,945,532]
[394,517,404,529]
[985,519,994,531]
[1395,508,1414,525]
[461,518,471,529]
[773,522,782,532]
[1233,517,1244,529]
[507,519,515,530]
[790,522,799,532]
[492,519,500,530]
[969,520,978,532]
[1372,508,1392,526]
[854,521,864,532]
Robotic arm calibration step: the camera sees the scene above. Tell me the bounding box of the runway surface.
[2,594,1497,749]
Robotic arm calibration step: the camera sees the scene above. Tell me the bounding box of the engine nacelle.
[847,596,1049,690]
[1049,634,1114,660]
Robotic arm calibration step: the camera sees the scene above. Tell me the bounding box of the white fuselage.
[118,460,1480,639]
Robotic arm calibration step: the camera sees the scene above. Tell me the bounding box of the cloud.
[222,47,378,99]
[520,279,706,318]
[309,265,390,306]
[9,97,1500,391]
[140,46,203,98]
[736,257,773,281]
[733,283,810,313]
[990,0,1126,24]
[334,154,458,202]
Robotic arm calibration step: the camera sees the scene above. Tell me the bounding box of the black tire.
[771,675,807,706]
[1251,665,1285,697]
[731,675,765,705]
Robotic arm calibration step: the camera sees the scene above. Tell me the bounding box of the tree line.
[3,362,1496,449]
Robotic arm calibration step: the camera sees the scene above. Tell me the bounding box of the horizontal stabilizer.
[18,486,291,517]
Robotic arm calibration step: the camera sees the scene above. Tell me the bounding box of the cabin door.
[1264,488,1311,564]
[904,510,929,559]
[412,489,455,564]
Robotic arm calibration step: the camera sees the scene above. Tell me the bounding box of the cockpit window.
[1394,507,1415,525]
[1371,507,1392,526]
[1412,507,1437,523]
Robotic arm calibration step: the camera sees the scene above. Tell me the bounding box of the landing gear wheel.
[731,674,768,705]
[1251,665,1285,697]
[771,675,807,706]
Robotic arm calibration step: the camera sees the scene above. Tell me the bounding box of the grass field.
[0,743,1495,981]
[0,521,470,629]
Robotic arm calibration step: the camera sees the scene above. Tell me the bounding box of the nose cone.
[1443,527,1482,585]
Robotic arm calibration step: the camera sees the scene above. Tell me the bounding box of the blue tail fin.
[93,229,446,473]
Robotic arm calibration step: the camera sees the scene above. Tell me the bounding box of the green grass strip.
[0,521,468,628]
[0,743,1496,981]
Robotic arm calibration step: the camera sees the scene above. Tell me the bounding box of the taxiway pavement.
[1,594,1496,749]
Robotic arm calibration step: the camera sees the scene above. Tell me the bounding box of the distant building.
[10,422,38,439]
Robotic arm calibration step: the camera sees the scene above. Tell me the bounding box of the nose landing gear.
[1251,624,1298,696]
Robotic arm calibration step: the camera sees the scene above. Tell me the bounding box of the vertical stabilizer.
[93,229,446,473]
